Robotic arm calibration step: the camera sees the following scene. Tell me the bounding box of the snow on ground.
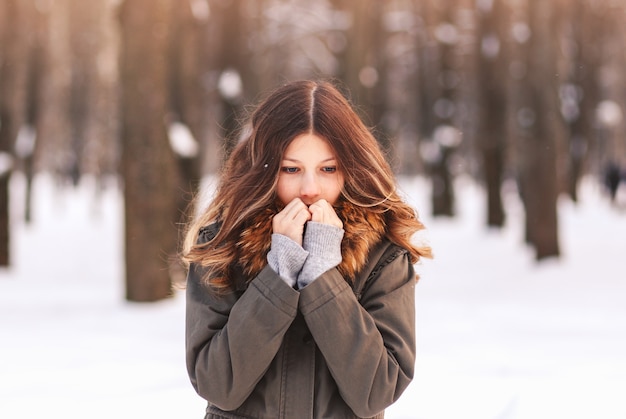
[1,173,625,419]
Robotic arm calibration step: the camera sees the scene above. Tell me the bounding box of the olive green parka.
[185,223,416,419]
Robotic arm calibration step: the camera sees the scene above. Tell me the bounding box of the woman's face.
[276,133,344,206]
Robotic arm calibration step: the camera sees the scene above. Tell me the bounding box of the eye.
[281,167,299,174]
[321,166,337,173]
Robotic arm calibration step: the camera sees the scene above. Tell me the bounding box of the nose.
[300,173,320,201]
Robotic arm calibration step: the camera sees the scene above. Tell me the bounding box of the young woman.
[183,80,431,419]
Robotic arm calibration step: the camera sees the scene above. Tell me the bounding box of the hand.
[272,198,311,246]
[308,199,343,229]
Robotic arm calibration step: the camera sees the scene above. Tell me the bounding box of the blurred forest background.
[1,0,624,302]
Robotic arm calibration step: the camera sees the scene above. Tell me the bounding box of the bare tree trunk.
[428,0,458,217]
[211,0,249,157]
[168,1,206,175]
[64,0,113,183]
[0,0,14,267]
[22,3,47,223]
[476,0,508,227]
[0,0,31,266]
[119,0,178,302]
[515,0,561,260]
[333,0,389,152]
[597,2,626,170]
[36,0,73,178]
[561,0,593,202]
[414,0,439,169]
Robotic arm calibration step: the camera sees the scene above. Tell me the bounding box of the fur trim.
[236,201,387,283]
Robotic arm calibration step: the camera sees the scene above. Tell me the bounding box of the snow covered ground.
[1,173,625,419]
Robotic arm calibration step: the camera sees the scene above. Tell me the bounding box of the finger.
[310,198,329,209]
[309,200,342,228]
[274,207,307,229]
[273,199,311,245]
[281,198,309,220]
[309,204,324,223]
[308,199,326,219]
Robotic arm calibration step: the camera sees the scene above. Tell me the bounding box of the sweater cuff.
[297,222,344,288]
[302,221,344,256]
[267,233,309,288]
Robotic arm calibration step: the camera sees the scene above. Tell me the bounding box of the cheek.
[276,177,296,205]
[326,175,345,203]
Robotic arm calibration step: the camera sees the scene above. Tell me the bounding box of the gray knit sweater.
[266,221,344,289]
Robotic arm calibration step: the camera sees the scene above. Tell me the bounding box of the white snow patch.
[168,122,199,158]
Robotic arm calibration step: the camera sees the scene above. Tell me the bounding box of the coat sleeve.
[185,263,300,411]
[299,248,416,418]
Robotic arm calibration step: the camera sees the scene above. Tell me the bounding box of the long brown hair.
[183,80,431,290]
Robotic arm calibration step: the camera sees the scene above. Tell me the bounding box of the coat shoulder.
[352,239,410,299]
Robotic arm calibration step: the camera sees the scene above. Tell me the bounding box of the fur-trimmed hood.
[236,200,387,283]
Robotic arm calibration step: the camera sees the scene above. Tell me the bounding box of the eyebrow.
[282,157,337,164]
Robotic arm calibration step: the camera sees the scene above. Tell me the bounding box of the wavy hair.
[182,80,431,290]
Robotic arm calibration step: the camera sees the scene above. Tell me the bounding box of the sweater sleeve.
[297,221,344,289]
[267,233,309,288]
[298,247,416,418]
[186,262,300,411]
